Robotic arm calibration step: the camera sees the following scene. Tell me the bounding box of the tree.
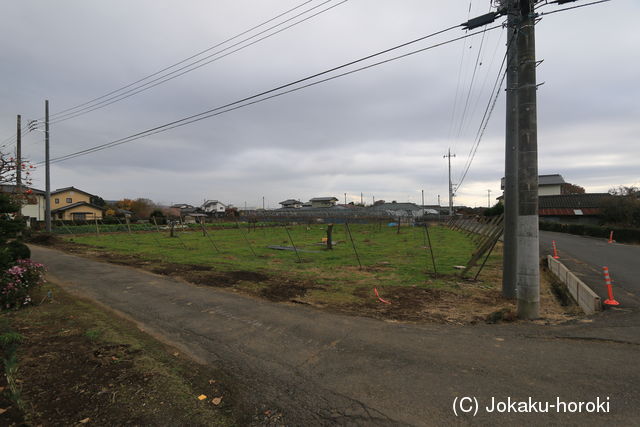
[115,198,156,219]
[600,186,640,228]
[90,195,106,207]
[484,202,504,217]
[0,193,29,269]
[561,183,586,195]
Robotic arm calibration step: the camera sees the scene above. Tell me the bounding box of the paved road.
[540,231,640,309]
[32,245,640,426]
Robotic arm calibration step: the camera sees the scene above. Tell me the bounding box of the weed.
[84,327,103,341]
[0,331,24,347]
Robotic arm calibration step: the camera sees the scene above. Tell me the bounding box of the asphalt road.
[540,231,640,309]
[31,245,640,426]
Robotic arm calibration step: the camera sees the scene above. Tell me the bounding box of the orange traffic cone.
[602,266,620,306]
[552,240,560,259]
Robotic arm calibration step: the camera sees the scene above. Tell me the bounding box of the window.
[72,213,86,220]
[66,198,72,203]
[55,198,59,204]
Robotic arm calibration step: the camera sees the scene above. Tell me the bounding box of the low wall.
[547,255,602,315]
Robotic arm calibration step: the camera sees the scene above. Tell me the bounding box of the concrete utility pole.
[515,0,539,319]
[344,193,347,205]
[45,100,52,233]
[502,0,519,300]
[16,115,21,191]
[443,148,456,216]
[487,189,492,208]
[421,189,424,207]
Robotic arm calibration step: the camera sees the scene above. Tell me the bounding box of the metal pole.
[444,149,456,216]
[516,0,540,319]
[45,100,51,232]
[16,115,21,191]
[487,189,491,208]
[503,0,519,299]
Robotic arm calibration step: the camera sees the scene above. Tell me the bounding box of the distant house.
[279,199,302,209]
[51,186,104,221]
[539,193,611,224]
[170,203,194,210]
[369,202,432,218]
[309,197,339,208]
[0,184,46,226]
[501,174,567,197]
[202,200,226,216]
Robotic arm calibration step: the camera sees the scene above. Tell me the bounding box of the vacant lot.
[48,223,575,323]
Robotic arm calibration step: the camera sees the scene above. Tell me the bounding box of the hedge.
[540,221,640,243]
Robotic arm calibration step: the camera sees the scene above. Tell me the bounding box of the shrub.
[0,259,46,310]
[540,221,640,243]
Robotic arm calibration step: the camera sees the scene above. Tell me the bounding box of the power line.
[536,0,612,15]
[43,24,503,165]
[50,0,348,124]
[49,0,320,119]
[455,29,515,192]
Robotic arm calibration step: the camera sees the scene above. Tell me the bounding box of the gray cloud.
[1,0,638,209]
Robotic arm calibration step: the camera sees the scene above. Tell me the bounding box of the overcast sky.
[1,0,637,208]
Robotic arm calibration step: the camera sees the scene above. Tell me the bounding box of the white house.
[202,200,226,215]
[309,197,339,208]
[0,185,45,227]
[501,174,567,197]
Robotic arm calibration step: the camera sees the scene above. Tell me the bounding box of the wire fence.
[49,217,484,284]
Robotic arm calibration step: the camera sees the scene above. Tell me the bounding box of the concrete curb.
[547,255,602,314]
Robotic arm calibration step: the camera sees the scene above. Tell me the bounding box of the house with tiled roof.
[539,193,612,224]
[51,187,105,221]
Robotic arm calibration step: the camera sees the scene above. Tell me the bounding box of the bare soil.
[0,286,236,426]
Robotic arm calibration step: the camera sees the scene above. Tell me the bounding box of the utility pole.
[502,0,519,300]
[344,193,347,205]
[262,196,265,210]
[437,194,440,206]
[360,192,363,205]
[45,100,51,232]
[16,115,21,191]
[487,189,492,208]
[515,0,539,319]
[443,148,455,216]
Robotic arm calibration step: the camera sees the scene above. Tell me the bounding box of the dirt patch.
[260,280,311,302]
[1,287,236,426]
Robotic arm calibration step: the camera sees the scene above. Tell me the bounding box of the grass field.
[64,223,477,289]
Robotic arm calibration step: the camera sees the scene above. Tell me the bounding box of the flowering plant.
[0,259,46,309]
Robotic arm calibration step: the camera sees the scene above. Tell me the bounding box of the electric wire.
[50,0,347,124]
[454,20,489,138]
[455,29,514,192]
[42,24,503,165]
[446,0,474,143]
[537,0,611,16]
[48,0,319,119]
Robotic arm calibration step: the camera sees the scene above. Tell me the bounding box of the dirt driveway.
[32,245,640,426]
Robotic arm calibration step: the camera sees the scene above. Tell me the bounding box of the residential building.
[539,193,611,225]
[369,201,438,218]
[0,184,46,226]
[51,186,104,221]
[500,174,567,197]
[279,199,302,209]
[202,200,226,216]
[309,197,339,208]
